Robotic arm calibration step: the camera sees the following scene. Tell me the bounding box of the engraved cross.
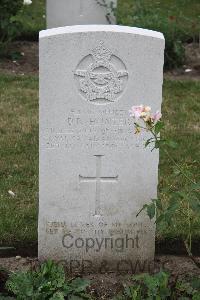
[79,155,118,216]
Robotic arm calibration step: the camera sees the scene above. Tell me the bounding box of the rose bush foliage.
[0,0,31,57]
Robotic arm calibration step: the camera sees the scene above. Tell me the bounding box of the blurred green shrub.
[116,0,196,69]
[17,0,45,41]
[0,0,23,57]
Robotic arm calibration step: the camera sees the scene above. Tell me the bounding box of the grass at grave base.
[0,75,38,246]
[159,80,200,239]
[0,74,199,248]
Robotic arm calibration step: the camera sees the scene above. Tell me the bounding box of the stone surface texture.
[46,0,117,29]
[39,25,165,272]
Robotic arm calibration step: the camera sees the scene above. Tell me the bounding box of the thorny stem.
[187,201,192,253]
[135,121,199,268]
[147,126,200,268]
[163,149,196,185]
[150,128,196,185]
[184,240,200,269]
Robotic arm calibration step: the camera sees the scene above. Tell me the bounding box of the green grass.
[0,75,38,245]
[0,75,199,247]
[17,0,200,40]
[159,80,200,239]
[117,1,200,68]
[117,0,200,39]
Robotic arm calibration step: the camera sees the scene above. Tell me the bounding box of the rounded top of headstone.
[39,25,164,40]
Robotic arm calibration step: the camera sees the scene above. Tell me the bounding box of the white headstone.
[46,0,117,29]
[39,25,164,273]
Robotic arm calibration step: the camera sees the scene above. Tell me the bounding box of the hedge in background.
[117,0,199,69]
[0,0,24,57]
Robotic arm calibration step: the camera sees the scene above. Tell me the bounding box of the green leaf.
[147,203,156,219]
[168,196,180,207]
[158,201,180,226]
[0,295,15,300]
[50,292,65,300]
[156,214,165,225]
[166,140,178,149]
[173,191,187,199]
[145,138,154,148]
[132,273,149,281]
[155,140,161,149]
[70,278,90,293]
[190,182,200,191]
[172,166,181,176]
[154,121,164,134]
[168,202,180,214]
[69,296,86,300]
[154,198,162,210]
[189,198,200,212]
[191,277,200,289]
[193,293,200,300]
[136,204,148,217]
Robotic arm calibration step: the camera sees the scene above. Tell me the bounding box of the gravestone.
[39,25,164,272]
[46,0,117,29]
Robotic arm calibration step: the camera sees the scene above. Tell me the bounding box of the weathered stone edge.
[39,25,164,40]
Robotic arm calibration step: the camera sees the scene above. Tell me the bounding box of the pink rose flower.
[129,105,144,119]
[143,106,151,113]
[152,111,162,123]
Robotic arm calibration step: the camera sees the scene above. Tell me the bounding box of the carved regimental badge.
[74,41,128,104]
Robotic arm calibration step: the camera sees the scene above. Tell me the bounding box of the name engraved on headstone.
[42,109,144,150]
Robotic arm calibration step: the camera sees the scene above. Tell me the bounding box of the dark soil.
[165,43,200,81]
[0,241,38,258]
[0,41,38,75]
[1,238,200,259]
[0,256,199,299]
[87,256,200,299]
[0,41,200,80]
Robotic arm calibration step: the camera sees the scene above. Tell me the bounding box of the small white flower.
[43,15,46,19]
[8,190,15,197]
[185,68,192,73]
[23,0,32,5]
